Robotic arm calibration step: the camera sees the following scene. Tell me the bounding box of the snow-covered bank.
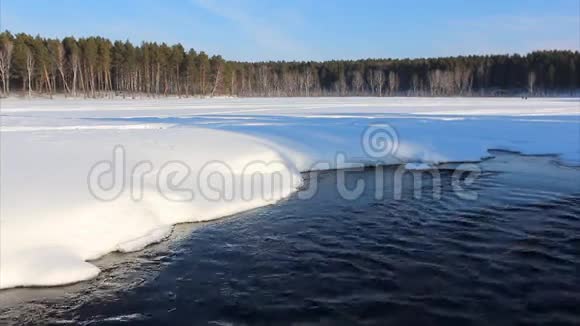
[1,97,579,289]
[0,126,301,288]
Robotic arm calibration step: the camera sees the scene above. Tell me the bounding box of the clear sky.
[2,0,579,61]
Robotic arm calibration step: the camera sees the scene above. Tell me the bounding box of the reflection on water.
[1,151,580,325]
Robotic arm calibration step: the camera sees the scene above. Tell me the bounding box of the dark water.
[1,152,580,325]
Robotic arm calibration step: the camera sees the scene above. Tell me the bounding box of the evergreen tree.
[1,31,578,98]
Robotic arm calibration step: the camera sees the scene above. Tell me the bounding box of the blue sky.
[2,0,579,61]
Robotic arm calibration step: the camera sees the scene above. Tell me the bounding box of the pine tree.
[1,31,578,97]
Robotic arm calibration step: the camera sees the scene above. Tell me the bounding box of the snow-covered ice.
[1,97,579,289]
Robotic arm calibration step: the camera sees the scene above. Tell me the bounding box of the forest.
[0,31,578,98]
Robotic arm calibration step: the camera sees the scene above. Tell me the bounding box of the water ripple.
[2,154,580,325]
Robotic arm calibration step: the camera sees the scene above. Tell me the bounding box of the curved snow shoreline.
[1,97,579,289]
[0,127,305,289]
[1,144,575,290]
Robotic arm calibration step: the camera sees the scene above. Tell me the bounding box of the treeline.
[0,31,578,98]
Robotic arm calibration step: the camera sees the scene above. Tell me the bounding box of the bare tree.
[428,70,440,96]
[304,67,312,96]
[284,71,299,96]
[372,69,385,96]
[0,38,13,96]
[528,71,536,95]
[70,51,80,96]
[25,47,34,97]
[230,69,236,95]
[452,66,473,95]
[388,71,399,96]
[461,68,473,95]
[337,71,347,95]
[410,73,420,96]
[352,71,364,95]
[429,69,456,96]
[258,65,269,96]
[210,62,223,97]
[442,71,454,95]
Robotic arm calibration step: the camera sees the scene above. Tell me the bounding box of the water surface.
[1,151,579,325]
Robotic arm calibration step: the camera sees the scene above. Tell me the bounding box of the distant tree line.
[0,31,578,98]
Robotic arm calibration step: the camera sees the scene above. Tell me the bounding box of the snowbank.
[0,126,301,288]
[1,97,579,289]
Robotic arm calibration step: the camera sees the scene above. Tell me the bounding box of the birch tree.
[388,71,399,96]
[0,33,14,95]
[528,71,536,95]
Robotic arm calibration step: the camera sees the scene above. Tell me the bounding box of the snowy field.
[1,97,579,289]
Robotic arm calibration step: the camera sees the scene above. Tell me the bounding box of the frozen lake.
[1,97,579,294]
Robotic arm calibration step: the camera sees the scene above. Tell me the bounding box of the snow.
[1,97,579,289]
[116,226,173,253]
[404,163,434,171]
